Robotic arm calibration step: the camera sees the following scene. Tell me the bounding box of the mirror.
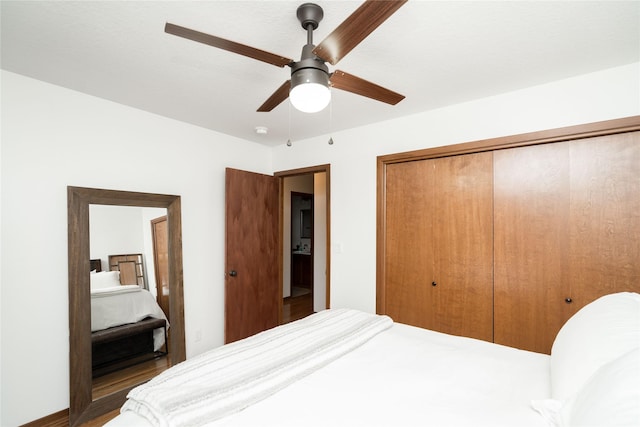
[300,209,312,239]
[68,187,185,426]
[89,205,167,386]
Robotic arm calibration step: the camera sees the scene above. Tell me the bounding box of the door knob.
[431,281,437,287]
[229,270,237,277]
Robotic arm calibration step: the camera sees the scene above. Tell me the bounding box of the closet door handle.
[229,270,238,277]
[431,281,437,287]
[565,297,572,304]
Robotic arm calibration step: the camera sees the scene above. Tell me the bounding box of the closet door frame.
[377,115,640,315]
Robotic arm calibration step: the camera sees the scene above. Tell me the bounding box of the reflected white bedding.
[107,309,550,427]
[91,287,168,351]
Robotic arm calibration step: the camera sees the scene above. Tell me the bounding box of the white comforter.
[109,309,549,427]
[91,286,168,351]
[121,309,392,426]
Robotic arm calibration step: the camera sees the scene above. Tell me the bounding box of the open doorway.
[290,191,313,299]
[223,166,328,339]
[278,166,330,323]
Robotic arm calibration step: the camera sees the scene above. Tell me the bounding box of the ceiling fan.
[165,0,407,113]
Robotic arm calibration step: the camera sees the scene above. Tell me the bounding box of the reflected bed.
[90,258,168,377]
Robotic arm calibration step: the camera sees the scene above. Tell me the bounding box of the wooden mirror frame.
[68,186,186,426]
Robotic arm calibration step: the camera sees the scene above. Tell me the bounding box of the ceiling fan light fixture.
[290,67,331,113]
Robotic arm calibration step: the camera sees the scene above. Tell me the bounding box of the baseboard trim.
[21,408,68,427]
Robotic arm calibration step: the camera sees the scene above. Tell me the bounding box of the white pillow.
[560,348,640,426]
[550,292,640,400]
[90,271,121,290]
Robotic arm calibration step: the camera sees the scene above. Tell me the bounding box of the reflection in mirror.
[68,187,185,427]
[89,205,169,398]
[300,209,312,239]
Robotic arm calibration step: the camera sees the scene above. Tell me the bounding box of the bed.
[90,258,169,376]
[106,292,640,427]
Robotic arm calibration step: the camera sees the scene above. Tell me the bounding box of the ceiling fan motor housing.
[291,44,330,88]
[291,66,330,93]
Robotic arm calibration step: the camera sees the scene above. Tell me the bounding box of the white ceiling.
[2,1,638,147]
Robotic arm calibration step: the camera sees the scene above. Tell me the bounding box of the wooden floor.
[282,292,314,323]
[37,294,315,427]
[93,355,171,400]
[85,357,171,427]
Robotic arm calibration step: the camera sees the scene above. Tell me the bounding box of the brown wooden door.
[225,168,280,343]
[384,160,435,329]
[494,132,640,353]
[152,216,170,320]
[568,133,640,306]
[432,153,494,341]
[494,142,572,353]
[383,152,493,341]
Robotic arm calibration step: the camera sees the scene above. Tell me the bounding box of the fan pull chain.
[328,94,334,145]
[286,99,292,147]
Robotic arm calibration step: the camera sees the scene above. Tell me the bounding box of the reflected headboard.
[108,253,146,288]
[90,259,102,273]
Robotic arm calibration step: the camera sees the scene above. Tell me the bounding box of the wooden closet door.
[569,133,640,311]
[384,160,435,329]
[432,152,494,341]
[384,152,493,340]
[493,142,571,353]
[495,132,640,354]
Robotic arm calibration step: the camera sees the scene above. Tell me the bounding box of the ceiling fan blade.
[165,23,293,68]
[257,80,291,112]
[313,0,407,65]
[330,70,404,105]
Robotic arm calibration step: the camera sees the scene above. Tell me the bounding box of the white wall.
[1,62,638,425]
[89,205,166,292]
[272,62,640,313]
[0,70,273,426]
